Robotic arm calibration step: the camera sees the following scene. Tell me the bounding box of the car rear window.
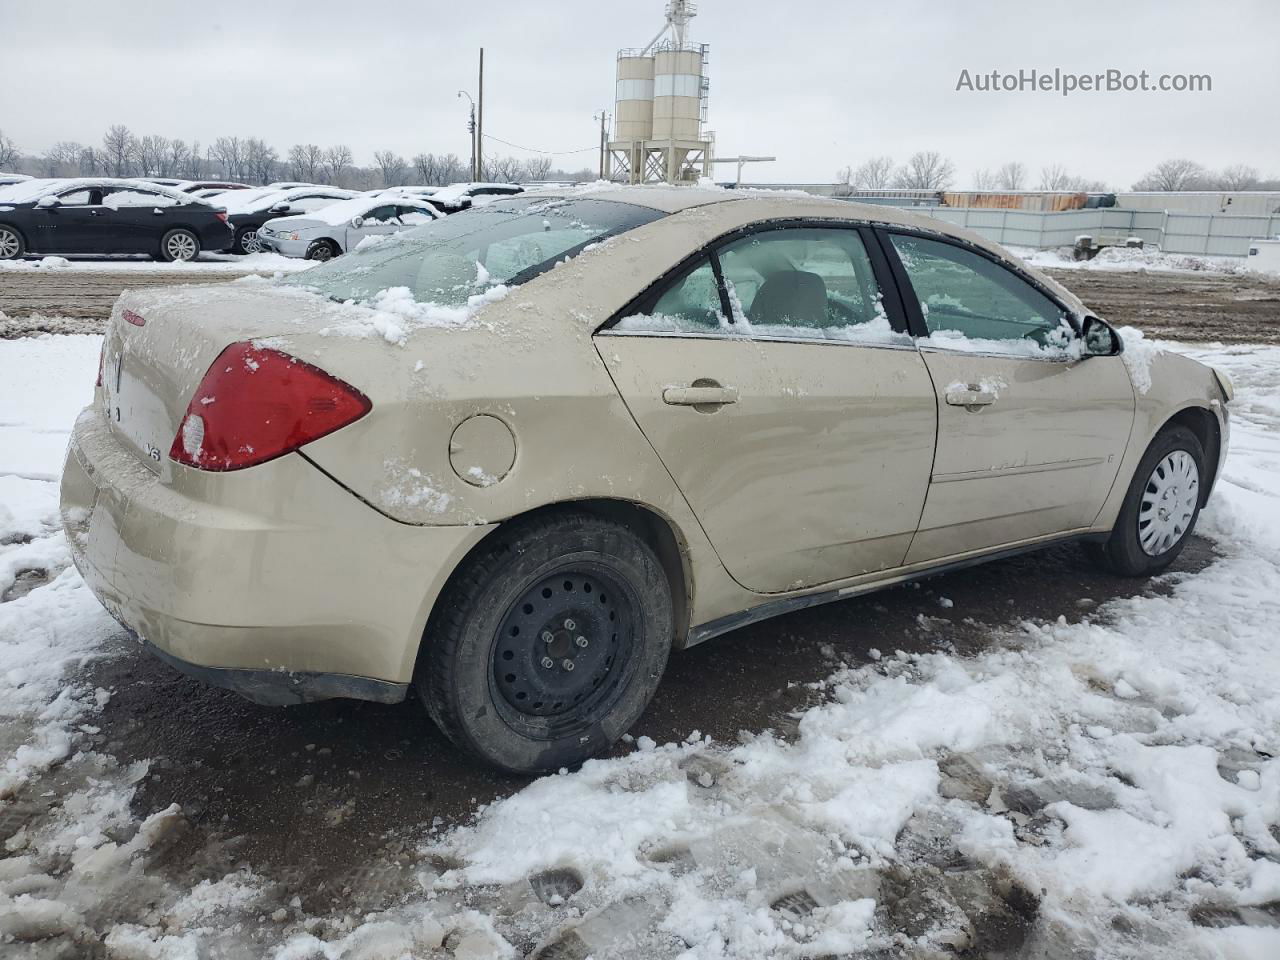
[282,197,663,307]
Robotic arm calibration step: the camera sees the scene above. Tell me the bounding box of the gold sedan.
[61,188,1230,772]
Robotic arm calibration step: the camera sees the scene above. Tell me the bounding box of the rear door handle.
[944,387,997,407]
[662,385,739,406]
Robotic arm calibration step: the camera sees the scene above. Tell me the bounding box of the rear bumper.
[61,404,495,701]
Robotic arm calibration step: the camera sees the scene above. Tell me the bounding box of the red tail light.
[214,211,228,223]
[169,343,371,471]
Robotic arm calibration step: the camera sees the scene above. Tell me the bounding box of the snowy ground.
[1,334,1279,958]
[0,252,315,274]
[1010,245,1274,277]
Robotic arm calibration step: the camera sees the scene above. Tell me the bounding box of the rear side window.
[889,234,1069,349]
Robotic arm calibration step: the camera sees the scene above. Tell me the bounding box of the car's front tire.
[418,512,673,774]
[159,228,200,263]
[1090,424,1205,576]
[233,227,262,255]
[306,239,339,261]
[0,224,25,260]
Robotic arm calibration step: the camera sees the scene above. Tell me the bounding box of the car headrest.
[748,270,827,327]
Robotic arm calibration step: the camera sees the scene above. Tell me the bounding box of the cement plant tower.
[607,1,713,184]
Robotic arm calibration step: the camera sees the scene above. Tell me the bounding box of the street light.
[457,90,477,180]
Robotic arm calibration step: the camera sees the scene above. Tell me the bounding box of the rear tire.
[0,224,25,260]
[159,228,200,263]
[305,239,339,261]
[418,512,673,774]
[1090,424,1205,576]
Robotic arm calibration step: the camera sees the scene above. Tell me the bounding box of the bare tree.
[168,139,192,178]
[850,155,894,190]
[893,151,954,190]
[482,155,523,183]
[185,141,205,179]
[323,144,353,186]
[0,130,19,170]
[41,141,84,177]
[1038,163,1073,191]
[412,152,441,185]
[245,137,279,185]
[78,146,105,176]
[373,150,407,187]
[522,156,553,182]
[438,153,466,184]
[1215,164,1260,191]
[288,143,324,183]
[1133,158,1207,191]
[996,161,1027,190]
[103,124,135,176]
[131,134,171,177]
[971,168,997,190]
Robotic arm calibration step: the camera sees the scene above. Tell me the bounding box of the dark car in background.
[0,178,233,262]
[217,185,357,253]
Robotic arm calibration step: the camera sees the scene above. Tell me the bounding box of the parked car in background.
[219,186,357,253]
[370,186,441,201]
[258,195,441,260]
[0,177,232,261]
[181,181,250,194]
[60,189,1230,773]
[427,182,523,213]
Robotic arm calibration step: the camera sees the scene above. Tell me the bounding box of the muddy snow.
[1,335,1279,958]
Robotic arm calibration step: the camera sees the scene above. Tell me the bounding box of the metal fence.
[882,206,1280,258]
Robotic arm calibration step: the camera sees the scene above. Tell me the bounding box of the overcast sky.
[3,0,1277,187]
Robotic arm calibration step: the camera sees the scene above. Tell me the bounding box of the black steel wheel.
[418,511,673,774]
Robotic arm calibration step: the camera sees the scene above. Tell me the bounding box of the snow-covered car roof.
[374,185,441,197]
[290,194,442,226]
[428,182,523,206]
[220,186,357,215]
[0,177,217,206]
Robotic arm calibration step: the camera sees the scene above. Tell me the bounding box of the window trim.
[872,226,1082,356]
[597,218,912,345]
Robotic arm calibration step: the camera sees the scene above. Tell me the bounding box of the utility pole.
[476,47,485,182]
[457,90,476,181]
[593,111,609,180]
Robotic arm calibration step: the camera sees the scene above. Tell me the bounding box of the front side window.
[614,258,727,333]
[283,197,663,307]
[362,205,399,225]
[56,189,100,206]
[889,233,1071,352]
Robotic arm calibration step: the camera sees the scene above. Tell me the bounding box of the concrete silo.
[606,1,713,185]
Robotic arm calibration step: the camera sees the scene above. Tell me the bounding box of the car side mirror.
[35,196,61,209]
[350,216,364,229]
[270,203,291,213]
[1081,316,1123,357]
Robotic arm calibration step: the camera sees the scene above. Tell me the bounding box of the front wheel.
[1090,424,1205,576]
[0,224,25,260]
[233,227,262,255]
[418,513,673,774]
[159,228,200,263]
[305,239,339,261]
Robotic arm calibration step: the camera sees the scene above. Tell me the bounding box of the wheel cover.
[491,564,638,739]
[310,243,332,261]
[0,229,18,259]
[1138,449,1199,556]
[167,232,197,260]
[241,230,262,253]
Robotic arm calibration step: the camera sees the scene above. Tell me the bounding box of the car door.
[598,224,938,594]
[878,229,1136,564]
[34,188,116,253]
[101,187,180,253]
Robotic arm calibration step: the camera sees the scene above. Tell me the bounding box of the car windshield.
[281,197,662,306]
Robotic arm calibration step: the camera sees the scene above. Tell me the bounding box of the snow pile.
[1012,245,1249,275]
[0,334,100,481]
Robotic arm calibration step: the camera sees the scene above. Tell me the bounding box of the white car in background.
[257,194,442,260]
[218,185,358,254]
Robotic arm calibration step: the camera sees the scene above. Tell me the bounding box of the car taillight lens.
[215,212,228,223]
[169,342,370,471]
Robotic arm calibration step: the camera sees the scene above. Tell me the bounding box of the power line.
[481,133,597,157]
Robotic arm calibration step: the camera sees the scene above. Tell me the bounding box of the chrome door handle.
[944,387,997,407]
[662,385,739,406]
